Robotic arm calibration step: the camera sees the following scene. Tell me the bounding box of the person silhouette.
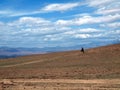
[81,47,84,53]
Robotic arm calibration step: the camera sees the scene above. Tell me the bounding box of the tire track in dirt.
[1,54,74,68]
[7,79,120,84]
[0,79,120,84]
[0,79,120,90]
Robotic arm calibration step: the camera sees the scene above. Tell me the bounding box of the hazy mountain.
[0,42,119,59]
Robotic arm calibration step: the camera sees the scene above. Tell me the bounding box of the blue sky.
[0,0,120,48]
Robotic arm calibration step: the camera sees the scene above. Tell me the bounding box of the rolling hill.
[0,44,120,79]
[0,43,113,59]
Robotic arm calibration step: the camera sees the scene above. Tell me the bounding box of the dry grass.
[0,44,120,90]
[0,79,120,90]
[0,44,120,79]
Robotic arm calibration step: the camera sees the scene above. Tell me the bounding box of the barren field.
[0,44,120,89]
[0,79,120,90]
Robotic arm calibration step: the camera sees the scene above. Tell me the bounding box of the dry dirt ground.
[0,44,120,90]
[0,79,120,90]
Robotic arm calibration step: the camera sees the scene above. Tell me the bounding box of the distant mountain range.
[0,47,42,59]
[0,45,89,59]
[0,41,119,59]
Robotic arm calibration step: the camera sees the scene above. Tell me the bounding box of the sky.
[0,0,120,48]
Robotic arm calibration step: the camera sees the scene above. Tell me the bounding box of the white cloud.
[9,12,36,17]
[0,0,120,48]
[63,28,104,39]
[41,3,80,12]
[56,14,120,26]
[96,8,120,15]
[0,10,29,17]
[0,3,80,17]
[87,0,120,16]
[5,16,72,39]
[0,16,120,47]
[0,2,81,17]
[56,19,72,26]
[44,34,63,41]
[64,28,101,35]
[76,14,120,25]
[108,22,120,28]
[64,31,75,35]
[8,17,51,27]
[100,22,120,29]
[0,10,11,15]
[19,17,50,24]
[78,28,101,32]
[74,34,90,38]
[0,22,4,26]
[87,0,115,7]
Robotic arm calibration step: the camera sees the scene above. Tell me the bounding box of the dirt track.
[0,79,120,90]
[1,54,72,68]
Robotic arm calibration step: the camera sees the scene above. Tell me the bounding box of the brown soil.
[0,44,120,89]
[0,79,120,90]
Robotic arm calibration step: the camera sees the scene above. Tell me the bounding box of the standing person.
[81,47,84,53]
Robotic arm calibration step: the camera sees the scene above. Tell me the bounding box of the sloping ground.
[0,44,120,79]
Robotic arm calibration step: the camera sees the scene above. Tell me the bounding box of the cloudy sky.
[0,0,120,48]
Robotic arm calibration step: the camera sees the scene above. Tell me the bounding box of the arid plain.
[0,44,120,90]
